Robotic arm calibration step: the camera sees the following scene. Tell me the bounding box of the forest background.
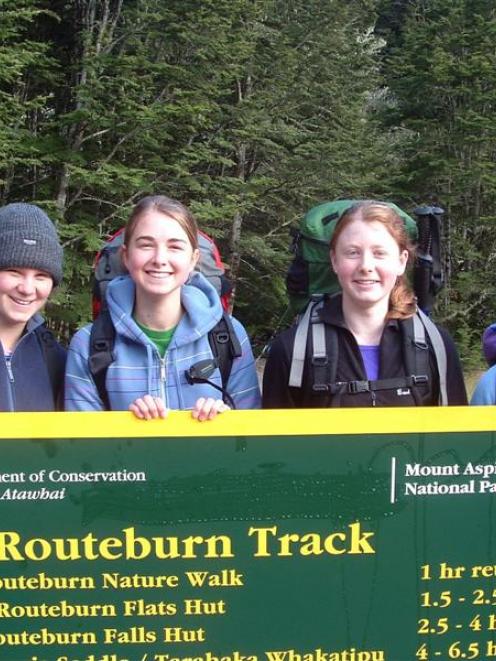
[1,0,495,367]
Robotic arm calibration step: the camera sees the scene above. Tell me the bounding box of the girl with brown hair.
[66,195,260,418]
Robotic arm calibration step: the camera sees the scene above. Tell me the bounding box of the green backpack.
[285,199,418,317]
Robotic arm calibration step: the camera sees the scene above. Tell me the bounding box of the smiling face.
[0,268,53,332]
[121,210,199,308]
[330,216,408,313]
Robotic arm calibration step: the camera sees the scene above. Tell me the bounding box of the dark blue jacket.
[0,314,66,412]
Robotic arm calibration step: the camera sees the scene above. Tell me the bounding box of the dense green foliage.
[0,0,494,363]
[377,0,496,364]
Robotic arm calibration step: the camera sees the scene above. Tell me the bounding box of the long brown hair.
[330,201,416,319]
[124,195,199,251]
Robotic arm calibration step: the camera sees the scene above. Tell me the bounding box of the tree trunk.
[55,0,123,219]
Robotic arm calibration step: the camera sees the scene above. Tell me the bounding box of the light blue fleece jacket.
[470,365,496,406]
[65,273,261,411]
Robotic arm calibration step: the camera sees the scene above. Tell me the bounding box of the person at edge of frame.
[0,203,66,411]
[65,195,261,420]
[470,323,496,405]
[262,200,468,408]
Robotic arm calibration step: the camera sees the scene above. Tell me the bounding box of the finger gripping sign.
[0,407,495,661]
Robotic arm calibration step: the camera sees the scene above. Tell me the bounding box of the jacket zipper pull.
[5,355,14,383]
[159,356,168,406]
[371,390,377,407]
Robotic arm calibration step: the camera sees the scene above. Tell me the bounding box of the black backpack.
[288,296,448,405]
[412,205,444,314]
[35,325,66,411]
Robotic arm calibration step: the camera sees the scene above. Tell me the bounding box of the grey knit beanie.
[0,203,63,285]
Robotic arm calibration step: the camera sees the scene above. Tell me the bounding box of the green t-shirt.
[135,319,177,358]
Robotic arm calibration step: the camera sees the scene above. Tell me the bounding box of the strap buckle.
[347,380,370,394]
[92,339,111,352]
[311,354,329,392]
[213,331,230,344]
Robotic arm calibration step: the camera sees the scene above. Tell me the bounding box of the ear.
[329,249,338,274]
[120,244,129,271]
[190,248,200,271]
[397,249,409,276]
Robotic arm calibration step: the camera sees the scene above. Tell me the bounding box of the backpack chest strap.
[288,302,447,405]
[326,374,428,396]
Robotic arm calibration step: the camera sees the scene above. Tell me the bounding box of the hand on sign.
[129,395,169,420]
[191,397,230,422]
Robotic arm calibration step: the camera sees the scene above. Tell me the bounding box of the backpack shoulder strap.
[311,312,339,393]
[403,313,429,380]
[288,299,314,388]
[88,308,115,411]
[208,312,242,394]
[289,297,327,388]
[288,296,337,391]
[35,325,66,411]
[288,308,446,403]
[415,308,448,406]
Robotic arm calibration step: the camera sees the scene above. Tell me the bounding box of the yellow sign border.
[0,406,493,439]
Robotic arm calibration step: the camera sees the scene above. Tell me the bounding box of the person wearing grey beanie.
[0,202,66,411]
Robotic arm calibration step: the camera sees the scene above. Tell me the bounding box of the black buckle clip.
[347,380,370,394]
[412,374,428,385]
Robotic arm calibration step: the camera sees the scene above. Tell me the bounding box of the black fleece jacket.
[263,295,467,409]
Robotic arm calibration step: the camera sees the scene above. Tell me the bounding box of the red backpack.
[92,228,232,319]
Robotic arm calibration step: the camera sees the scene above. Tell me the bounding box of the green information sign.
[0,408,495,661]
